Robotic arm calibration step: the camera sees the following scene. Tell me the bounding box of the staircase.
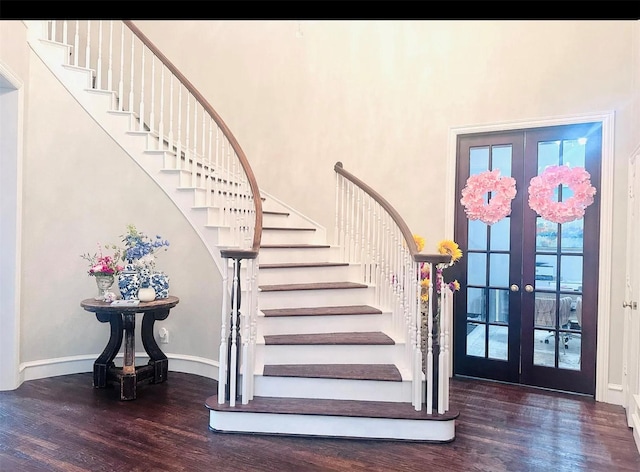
[24,20,458,442]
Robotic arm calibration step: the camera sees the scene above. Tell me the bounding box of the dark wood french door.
[452,122,602,395]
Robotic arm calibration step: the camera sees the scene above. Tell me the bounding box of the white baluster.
[73,21,79,67]
[128,33,135,119]
[118,22,124,111]
[158,65,165,151]
[185,94,191,175]
[218,258,229,403]
[107,21,113,92]
[168,75,174,158]
[138,47,145,131]
[96,21,102,90]
[85,21,91,74]
[176,85,183,170]
[149,55,155,136]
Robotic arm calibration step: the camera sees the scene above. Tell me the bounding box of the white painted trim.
[446,111,615,403]
[607,382,625,406]
[18,353,218,383]
[0,61,24,391]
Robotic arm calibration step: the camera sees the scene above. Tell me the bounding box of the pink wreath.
[528,165,596,224]
[460,170,517,225]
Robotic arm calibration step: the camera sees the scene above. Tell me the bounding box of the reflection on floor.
[466,323,581,370]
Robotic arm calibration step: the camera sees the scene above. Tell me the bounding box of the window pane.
[534,294,556,329]
[562,138,586,168]
[468,253,487,286]
[560,255,583,293]
[538,140,560,170]
[491,145,512,176]
[488,289,509,323]
[468,219,487,251]
[467,287,485,321]
[488,325,508,360]
[534,328,556,367]
[470,146,489,175]
[489,253,509,287]
[466,323,485,357]
[561,219,583,252]
[535,255,557,291]
[536,218,558,251]
[490,217,510,251]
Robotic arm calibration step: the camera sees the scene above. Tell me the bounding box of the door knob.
[623,301,638,309]
[510,284,519,292]
[524,284,534,293]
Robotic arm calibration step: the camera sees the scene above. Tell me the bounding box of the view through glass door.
[452,123,602,395]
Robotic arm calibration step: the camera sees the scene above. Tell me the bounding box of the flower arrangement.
[121,224,170,271]
[460,169,517,225]
[414,235,462,304]
[528,165,596,224]
[81,244,124,277]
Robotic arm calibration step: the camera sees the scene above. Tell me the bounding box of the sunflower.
[413,234,425,253]
[437,239,462,263]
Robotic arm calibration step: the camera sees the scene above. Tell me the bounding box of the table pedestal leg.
[93,312,123,388]
[120,313,137,400]
[141,309,170,383]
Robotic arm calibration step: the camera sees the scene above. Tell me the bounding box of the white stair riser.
[258,287,376,309]
[257,313,390,336]
[259,247,341,264]
[255,343,404,365]
[61,64,94,89]
[256,264,360,285]
[253,376,412,402]
[209,410,455,442]
[261,229,319,245]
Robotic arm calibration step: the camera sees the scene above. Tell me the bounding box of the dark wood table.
[80,296,179,400]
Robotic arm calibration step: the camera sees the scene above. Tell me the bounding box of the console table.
[80,296,179,400]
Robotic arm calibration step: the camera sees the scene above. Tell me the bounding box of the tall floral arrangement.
[414,235,462,304]
[121,224,170,271]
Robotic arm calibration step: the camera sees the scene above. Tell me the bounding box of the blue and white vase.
[118,265,140,300]
[150,272,170,299]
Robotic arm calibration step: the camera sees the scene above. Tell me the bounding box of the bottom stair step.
[205,395,459,442]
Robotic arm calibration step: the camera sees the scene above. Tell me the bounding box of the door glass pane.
[491,145,512,176]
[489,254,509,287]
[535,255,557,290]
[536,218,558,251]
[488,325,508,360]
[488,289,509,323]
[469,147,489,175]
[467,253,487,286]
[562,138,586,167]
[466,322,485,357]
[468,219,487,250]
[467,287,485,321]
[538,140,561,170]
[560,255,583,292]
[534,294,556,329]
[490,217,510,251]
[561,219,583,252]
[534,328,556,366]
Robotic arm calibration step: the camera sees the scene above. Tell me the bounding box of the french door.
[452,122,602,395]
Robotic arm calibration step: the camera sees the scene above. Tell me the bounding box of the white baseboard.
[15,352,219,388]
[606,382,624,406]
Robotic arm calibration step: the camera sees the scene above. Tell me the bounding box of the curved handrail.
[125,21,262,258]
[334,162,450,265]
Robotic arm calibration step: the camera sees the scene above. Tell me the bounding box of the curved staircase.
[24,20,458,442]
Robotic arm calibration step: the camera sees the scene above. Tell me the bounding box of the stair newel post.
[217,255,230,404]
[226,257,242,406]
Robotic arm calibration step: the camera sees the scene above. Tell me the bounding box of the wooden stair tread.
[259,281,368,292]
[206,395,459,421]
[263,363,402,381]
[263,331,394,345]
[262,305,382,317]
[259,262,349,269]
[260,244,331,249]
[263,226,316,231]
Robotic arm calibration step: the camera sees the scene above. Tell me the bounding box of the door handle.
[623,301,638,309]
[524,284,534,293]
[510,284,519,292]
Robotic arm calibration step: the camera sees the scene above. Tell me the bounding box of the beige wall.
[135,20,637,388]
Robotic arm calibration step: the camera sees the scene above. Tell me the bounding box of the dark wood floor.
[1,372,639,471]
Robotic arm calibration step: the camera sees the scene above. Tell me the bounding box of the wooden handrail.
[334,162,450,265]
[125,21,262,257]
